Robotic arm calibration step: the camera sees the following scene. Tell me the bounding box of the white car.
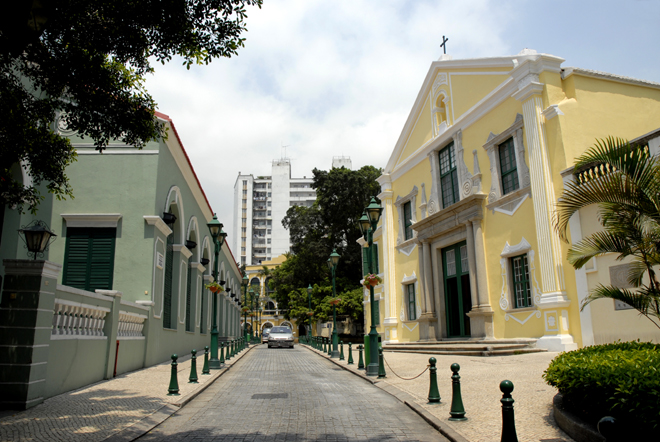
[267,326,294,348]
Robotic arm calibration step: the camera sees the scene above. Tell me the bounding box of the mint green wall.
[48,151,159,303]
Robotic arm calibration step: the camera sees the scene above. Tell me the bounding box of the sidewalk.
[0,346,253,442]
[305,343,575,442]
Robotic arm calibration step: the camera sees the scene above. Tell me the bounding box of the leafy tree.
[1,0,262,213]
[555,137,660,329]
[270,165,381,329]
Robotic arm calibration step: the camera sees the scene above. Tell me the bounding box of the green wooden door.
[442,242,472,338]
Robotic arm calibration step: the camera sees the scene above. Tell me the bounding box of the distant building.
[233,157,352,265]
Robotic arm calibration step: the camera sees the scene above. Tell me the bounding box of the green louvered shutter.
[372,243,379,274]
[200,282,206,333]
[163,233,174,329]
[185,256,192,331]
[362,247,369,277]
[63,228,116,291]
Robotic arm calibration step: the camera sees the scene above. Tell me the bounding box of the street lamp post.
[327,250,341,358]
[207,214,227,369]
[359,197,383,377]
[307,284,313,343]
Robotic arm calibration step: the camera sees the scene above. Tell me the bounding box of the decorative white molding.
[173,245,193,259]
[419,183,428,219]
[401,271,417,284]
[542,104,564,120]
[483,114,530,207]
[144,215,173,237]
[500,237,532,258]
[62,213,122,228]
[492,192,529,216]
[402,322,418,332]
[396,240,417,256]
[504,310,541,325]
[394,186,418,245]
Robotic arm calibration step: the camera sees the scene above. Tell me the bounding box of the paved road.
[138,345,448,442]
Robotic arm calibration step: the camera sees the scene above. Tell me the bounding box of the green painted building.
[0,111,242,409]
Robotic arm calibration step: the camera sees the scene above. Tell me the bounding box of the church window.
[499,137,519,195]
[439,142,459,208]
[403,201,413,240]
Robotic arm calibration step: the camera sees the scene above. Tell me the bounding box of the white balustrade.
[51,299,110,339]
[117,311,147,339]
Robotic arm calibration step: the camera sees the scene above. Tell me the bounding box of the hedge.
[543,341,660,430]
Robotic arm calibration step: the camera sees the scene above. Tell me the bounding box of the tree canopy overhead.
[1,0,262,213]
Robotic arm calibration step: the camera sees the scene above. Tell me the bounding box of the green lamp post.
[307,284,313,343]
[359,197,383,377]
[207,214,227,369]
[327,249,340,358]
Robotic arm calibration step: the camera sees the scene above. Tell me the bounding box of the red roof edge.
[155,111,240,271]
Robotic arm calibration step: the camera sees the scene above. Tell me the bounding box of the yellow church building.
[370,49,660,351]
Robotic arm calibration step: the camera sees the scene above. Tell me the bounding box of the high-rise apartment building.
[233,157,351,266]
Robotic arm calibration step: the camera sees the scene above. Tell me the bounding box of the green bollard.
[322,338,327,353]
[339,341,345,361]
[377,347,386,378]
[428,357,441,403]
[189,349,199,383]
[220,341,225,363]
[202,346,210,375]
[500,380,518,442]
[347,342,354,365]
[357,344,365,370]
[226,341,231,360]
[167,354,180,396]
[449,363,467,420]
[327,338,332,356]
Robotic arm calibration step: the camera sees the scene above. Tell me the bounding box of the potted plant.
[363,273,382,289]
[329,297,342,306]
[205,281,223,293]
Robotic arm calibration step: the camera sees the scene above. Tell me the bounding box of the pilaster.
[511,55,576,351]
[0,260,61,410]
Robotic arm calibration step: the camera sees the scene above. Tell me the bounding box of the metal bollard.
[226,341,231,360]
[327,338,332,356]
[220,341,225,364]
[428,357,440,403]
[449,363,466,420]
[167,354,180,396]
[322,338,327,353]
[357,344,365,370]
[189,349,199,383]
[377,347,386,378]
[500,380,518,442]
[339,341,345,361]
[347,342,354,365]
[202,346,210,375]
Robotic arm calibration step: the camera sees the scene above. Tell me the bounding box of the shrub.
[543,341,660,430]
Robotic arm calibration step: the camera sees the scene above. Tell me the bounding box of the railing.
[51,298,110,339]
[117,310,147,339]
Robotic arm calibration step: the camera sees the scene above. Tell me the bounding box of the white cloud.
[143,0,660,254]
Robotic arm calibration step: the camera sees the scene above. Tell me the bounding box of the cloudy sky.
[143,0,660,249]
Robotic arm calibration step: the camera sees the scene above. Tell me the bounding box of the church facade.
[369,50,660,350]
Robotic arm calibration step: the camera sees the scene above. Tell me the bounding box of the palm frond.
[567,231,633,268]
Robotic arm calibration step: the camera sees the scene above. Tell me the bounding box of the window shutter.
[63,228,115,291]
[362,247,369,277]
[163,233,174,329]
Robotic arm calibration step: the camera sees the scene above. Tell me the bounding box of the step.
[382,338,546,357]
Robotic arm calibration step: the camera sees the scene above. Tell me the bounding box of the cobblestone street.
[139,345,448,442]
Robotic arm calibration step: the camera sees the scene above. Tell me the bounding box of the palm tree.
[555,136,660,330]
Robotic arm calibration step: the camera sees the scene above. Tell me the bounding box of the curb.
[302,345,468,442]
[552,393,605,442]
[103,344,256,442]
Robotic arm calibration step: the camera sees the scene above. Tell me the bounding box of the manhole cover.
[251,393,289,399]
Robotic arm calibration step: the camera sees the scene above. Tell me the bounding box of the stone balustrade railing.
[51,299,110,339]
[117,310,147,339]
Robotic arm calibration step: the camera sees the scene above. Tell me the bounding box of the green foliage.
[1,0,262,213]
[543,341,660,430]
[555,137,660,329]
[271,165,380,328]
